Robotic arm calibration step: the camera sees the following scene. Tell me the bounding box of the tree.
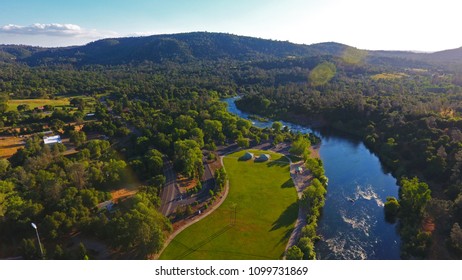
[174,140,204,179]
[189,127,205,148]
[450,223,462,253]
[0,93,8,114]
[290,136,311,156]
[236,119,251,132]
[53,244,65,260]
[298,237,316,260]
[0,158,10,177]
[203,119,224,144]
[102,159,127,188]
[236,137,250,148]
[398,177,432,258]
[50,119,65,132]
[214,167,227,192]
[20,238,41,260]
[17,104,30,112]
[70,98,86,111]
[109,193,171,258]
[146,153,163,176]
[286,245,303,260]
[86,140,110,158]
[301,222,317,239]
[174,115,196,131]
[399,177,431,219]
[69,130,87,147]
[272,121,283,132]
[384,196,400,222]
[77,242,89,259]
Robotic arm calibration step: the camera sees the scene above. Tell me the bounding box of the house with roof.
[43,135,62,145]
[256,154,271,162]
[240,152,254,161]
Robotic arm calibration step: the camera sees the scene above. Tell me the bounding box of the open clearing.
[371,72,408,80]
[0,136,24,158]
[7,98,70,111]
[160,149,298,260]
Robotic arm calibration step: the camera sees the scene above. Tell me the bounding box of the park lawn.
[160,149,298,260]
[7,98,70,111]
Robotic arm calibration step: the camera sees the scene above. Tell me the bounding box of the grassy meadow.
[7,98,70,111]
[160,149,298,260]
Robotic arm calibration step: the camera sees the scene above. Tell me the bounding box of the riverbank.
[224,97,401,260]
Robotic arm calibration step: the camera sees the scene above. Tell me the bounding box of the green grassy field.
[7,98,70,111]
[160,149,298,260]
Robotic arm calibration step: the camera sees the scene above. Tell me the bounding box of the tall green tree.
[173,140,204,179]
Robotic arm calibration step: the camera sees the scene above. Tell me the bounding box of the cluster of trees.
[384,178,433,258]
[214,167,227,193]
[289,135,311,160]
[0,58,288,258]
[233,58,462,259]
[0,125,169,258]
[287,142,328,260]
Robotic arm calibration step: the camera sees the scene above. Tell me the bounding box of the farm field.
[160,149,298,260]
[0,136,25,158]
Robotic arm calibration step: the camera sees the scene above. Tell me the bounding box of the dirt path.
[153,156,229,259]
[283,160,314,256]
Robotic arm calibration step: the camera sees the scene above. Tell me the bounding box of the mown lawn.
[160,149,298,260]
[7,98,70,111]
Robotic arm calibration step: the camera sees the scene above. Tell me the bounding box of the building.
[256,154,271,162]
[43,135,62,145]
[240,152,254,161]
[97,200,114,212]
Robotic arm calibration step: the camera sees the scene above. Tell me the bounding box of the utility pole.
[31,222,44,259]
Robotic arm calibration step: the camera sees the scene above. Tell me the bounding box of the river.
[223,97,401,260]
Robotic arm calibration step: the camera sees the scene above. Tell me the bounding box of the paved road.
[201,159,215,192]
[160,160,179,216]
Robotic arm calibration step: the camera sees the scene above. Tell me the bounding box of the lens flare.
[341,47,368,65]
[309,62,336,86]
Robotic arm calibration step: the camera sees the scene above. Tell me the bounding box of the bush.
[298,237,316,260]
[384,196,400,222]
[286,245,303,260]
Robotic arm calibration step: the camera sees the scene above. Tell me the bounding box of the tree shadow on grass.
[275,227,295,249]
[281,178,294,188]
[266,160,289,168]
[270,202,298,232]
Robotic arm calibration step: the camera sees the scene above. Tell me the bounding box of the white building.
[43,135,62,145]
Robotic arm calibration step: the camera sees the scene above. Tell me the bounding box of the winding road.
[160,160,179,216]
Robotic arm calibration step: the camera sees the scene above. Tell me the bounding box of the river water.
[223,97,401,259]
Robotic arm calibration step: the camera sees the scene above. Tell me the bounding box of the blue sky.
[0,0,461,51]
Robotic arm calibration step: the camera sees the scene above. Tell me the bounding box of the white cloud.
[0,23,116,38]
[125,31,155,37]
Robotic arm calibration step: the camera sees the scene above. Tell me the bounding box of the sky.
[0,0,461,52]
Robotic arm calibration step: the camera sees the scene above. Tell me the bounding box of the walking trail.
[284,160,314,255]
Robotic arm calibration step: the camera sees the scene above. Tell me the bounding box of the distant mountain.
[0,32,460,67]
[425,47,462,65]
[0,33,360,66]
